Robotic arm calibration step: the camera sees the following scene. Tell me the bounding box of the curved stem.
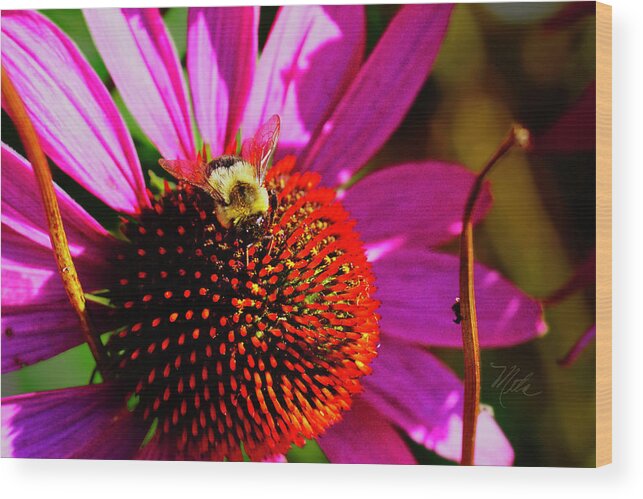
[2,66,110,377]
[558,325,596,368]
[459,124,530,465]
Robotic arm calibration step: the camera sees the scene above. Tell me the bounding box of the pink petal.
[2,239,118,371]
[1,226,113,306]
[363,341,514,465]
[187,7,258,154]
[1,384,145,459]
[1,144,117,302]
[2,302,84,373]
[1,227,112,373]
[84,8,195,160]
[2,224,118,372]
[1,144,110,263]
[1,10,147,214]
[2,228,66,306]
[299,4,453,185]
[318,398,415,464]
[536,81,596,153]
[342,162,492,247]
[372,248,546,348]
[1,146,118,372]
[241,5,365,157]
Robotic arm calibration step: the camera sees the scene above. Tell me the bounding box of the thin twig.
[558,325,596,368]
[2,66,110,376]
[459,124,530,465]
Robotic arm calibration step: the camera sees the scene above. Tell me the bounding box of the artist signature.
[489,363,542,408]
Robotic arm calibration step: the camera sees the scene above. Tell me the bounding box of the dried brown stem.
[459,124,530,465]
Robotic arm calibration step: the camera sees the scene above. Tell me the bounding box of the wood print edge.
[595,0,612,468]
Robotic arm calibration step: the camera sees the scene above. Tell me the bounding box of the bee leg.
[269,190,279,214]
[266,233,275,257]
[266,191,279,256]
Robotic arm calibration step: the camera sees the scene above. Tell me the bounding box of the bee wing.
[158,159,223,201]
[241,114,280,185]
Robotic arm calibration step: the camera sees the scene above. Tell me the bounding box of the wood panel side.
[595,0,612,468]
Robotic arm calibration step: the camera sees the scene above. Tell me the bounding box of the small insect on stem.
[452,298,463,324]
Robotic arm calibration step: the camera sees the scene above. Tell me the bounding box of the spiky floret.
[106,157,380,461]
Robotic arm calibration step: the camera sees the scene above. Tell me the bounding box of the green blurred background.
[1,3,597,466]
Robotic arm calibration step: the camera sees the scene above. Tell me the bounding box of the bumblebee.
[159,115,280,244]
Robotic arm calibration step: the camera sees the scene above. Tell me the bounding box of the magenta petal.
[2,301,85,373]
[1,10,147,214]
[1,146,118,372]
[84,8,195,160]
[1,230,117,372]
[373,248,546,348]
[299,4,453,185]
[1,384,145,459]
[1,144,111,263]
[343,162,491,247]
[1,147,116,371]
[241,5,365,157]
[188,7,258,154]
[1,227,110,373]
[363,341,514,465]
[2,228,64,306]
[318,398,415,464]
